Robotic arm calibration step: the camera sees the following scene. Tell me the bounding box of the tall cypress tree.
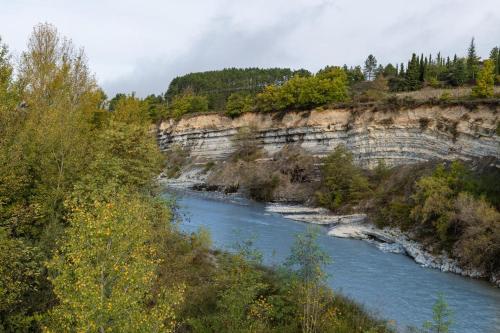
[467,37,480,82]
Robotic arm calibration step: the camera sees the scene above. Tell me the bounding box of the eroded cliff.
[158,104,499,167]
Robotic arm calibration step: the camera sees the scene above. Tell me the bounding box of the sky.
[1,0,499,97]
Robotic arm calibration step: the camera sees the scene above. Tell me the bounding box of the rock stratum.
[157,104,499,167]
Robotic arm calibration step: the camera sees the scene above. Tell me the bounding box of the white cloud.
[1,0,499,96]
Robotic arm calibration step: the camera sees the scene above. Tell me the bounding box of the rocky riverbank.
[160,169,500,287]
[268,202,499,286]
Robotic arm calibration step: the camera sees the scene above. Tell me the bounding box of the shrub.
[169,91,209,119]
[317,146,370,210]
[225,92,254,118]
[163,144,190,178]
[439,91,452,101]
[255,67,349,112]
[452,193,500,274]
[231,126,262,162]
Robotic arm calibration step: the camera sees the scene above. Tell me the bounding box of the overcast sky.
[1,0,499,97]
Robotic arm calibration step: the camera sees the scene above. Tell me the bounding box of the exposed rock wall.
[158,105,499,167]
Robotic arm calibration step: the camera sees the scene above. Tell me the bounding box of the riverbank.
[159,169,500,287]
[169,187,500,333]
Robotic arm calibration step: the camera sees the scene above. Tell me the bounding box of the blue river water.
[166,189,500,333]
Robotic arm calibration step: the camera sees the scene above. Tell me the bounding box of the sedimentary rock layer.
[158,105,499,167]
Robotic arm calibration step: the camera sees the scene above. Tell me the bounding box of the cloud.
[1,0,499,97]
[102,0,333,96]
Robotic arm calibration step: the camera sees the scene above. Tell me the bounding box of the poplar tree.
[471,59,495,98]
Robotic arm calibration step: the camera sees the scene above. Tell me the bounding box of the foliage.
[225,92,254,118]
[255,67,349,112]
[44,192,183,332]
[286,227,332,333]
[144,94,168,122]
[471,59,495,98]
[0,24,174,331]
[422,294,453,333]
[363,160,500,276]
[466,38,480,82]
[451,193,500,273]
[316,146,370,211]
[364,55,378,81]
[0,229,44,332]
[165,68,296,111]
[169,90,209,119]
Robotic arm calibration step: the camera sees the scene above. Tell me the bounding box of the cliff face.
[158,105,499,167]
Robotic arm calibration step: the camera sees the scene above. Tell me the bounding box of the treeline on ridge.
[114,38,500,122]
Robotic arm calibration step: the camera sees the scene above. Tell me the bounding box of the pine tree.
[406,53,422,90]
[489,46,500,79]
[450,58,467,86]
[467,37,480,82]
[363,54,377,80]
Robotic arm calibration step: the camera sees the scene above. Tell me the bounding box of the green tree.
[449,58,468,86]
[466,38,480,82]
[471,59,495,98]
[169,90,209,119]
[44,191,183,333]
[225,92,254,118]
[0,229,44,332]
[422,294,453,333]
[490,46,500,83]
[383,63,397,77]
[317,145,370,210]
[364,54,377,81]
[286,227,332,333]
[108,93,126,111]
[406,53,422,90]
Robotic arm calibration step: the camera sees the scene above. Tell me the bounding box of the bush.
[225,92,254,118]
[169,91,209,119]
[255,67,349,112]
[452,193,500,274]
[163,144,190,178]
[439,91,452,101]
[316,146,370,211]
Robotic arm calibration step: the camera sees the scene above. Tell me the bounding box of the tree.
[449,58,468,86]
[471,59,495,98]
[44,191,183,333]
[225,92,254,118]
[286,227,331,333]
[406,53,422,90]
[422,294,453,333]
[383,63,398,77]
[466,38,480,82]
[168,90,209,119]
[317,145,370,210]
[0,229,44,331]
[452,193,500,273]
[363,55,377,81]
[342,65,365,84]
[489,46,500,83]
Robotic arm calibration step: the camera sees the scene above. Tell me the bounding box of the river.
[165,189,500,333]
